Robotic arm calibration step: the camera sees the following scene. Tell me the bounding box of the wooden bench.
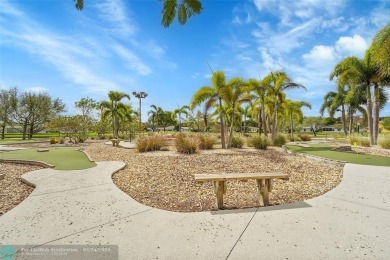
[111,139,120,147]
[194,172,289,209]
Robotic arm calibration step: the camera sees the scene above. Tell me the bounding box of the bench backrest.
[194,172,289,182]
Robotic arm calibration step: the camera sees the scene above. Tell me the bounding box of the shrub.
[349,134,360,145]
[99,135,106,140]
[175,134,197,154]
[298,134,311,141]
[136,135,166,153]
[378,137,390,149]
[50,137,58,144]
[286,134,301,142]
[198,135,216,150]
[273,134,287,147]
[231,136,244,148]
[59,137,65,144]
[359,137,371,147]
[248,136,268,150]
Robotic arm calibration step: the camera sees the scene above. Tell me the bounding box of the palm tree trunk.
[367,85,374,145]
[1,124,5,139]
[262,102,267,137]
[290,114,294,140]
[228,105,235,148]
[341,104,347,136]
[271,103,278,141]
[373,85,380,145]
[243,115,247,136]
[348,107,353,134]
[218,98,226,149]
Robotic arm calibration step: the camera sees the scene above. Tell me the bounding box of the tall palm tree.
[190,71,228,148]
[100,91,130,138]
[221,77,249,148]
[284,100,311,139]
[330,51,384,144]
[370,23,390,78]
[172,105,190,132]
[263,71,306,141]
[247,78,269,137]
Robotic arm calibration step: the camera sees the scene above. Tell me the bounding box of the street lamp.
[357,123,360,134]
[132,91,148,135]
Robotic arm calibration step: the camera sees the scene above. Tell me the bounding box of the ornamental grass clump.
[349,134,360,145]
[136,135,166,153]
[359,137,371,147]
[248,136,269,150]
[273,134,287,147]
[378,136,390,149]
[175,134,197,154]
[197,135,216,150]
[298,133,311,141]
[231,136,244,148]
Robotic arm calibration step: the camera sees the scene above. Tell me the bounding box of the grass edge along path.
[287,145,390,167]
[0,147,96,170]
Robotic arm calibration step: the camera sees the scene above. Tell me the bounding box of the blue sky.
[1,0,389,120]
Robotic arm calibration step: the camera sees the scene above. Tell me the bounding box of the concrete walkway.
[0,163,389,259]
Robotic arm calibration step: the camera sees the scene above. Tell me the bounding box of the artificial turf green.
[287,145,390,166]
[0,147,96,170]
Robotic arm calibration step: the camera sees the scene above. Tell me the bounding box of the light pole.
[132,91,148,135]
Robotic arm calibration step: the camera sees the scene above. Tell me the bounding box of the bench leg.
[213,181,225,209]
[257,179,270,206]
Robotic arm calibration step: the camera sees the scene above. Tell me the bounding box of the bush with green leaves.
[231,136,244,148]
[136,135,166,153]
[50,137,58,144]
[273,134,287,147]
[349,134,360,145]
[378,137,390,149]
[197,135,215,150]
[175,134,197,154]
[248,136,268,150]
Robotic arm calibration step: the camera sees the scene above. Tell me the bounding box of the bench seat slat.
[194,172,289,182]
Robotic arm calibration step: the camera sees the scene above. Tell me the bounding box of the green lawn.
[0,147,96,170]
[287,144,390,166]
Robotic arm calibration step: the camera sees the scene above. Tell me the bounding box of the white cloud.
[95,0,137,36]
[111,44,152,75]
[303,45,336,64]
[335,35,368,58]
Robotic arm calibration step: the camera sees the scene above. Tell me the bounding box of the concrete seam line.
[225,207,259,260]
[18,208,153,251]
[30,182,113,196]
[323,195,390,212]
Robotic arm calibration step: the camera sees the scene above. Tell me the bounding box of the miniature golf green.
[0,147,96,170]
[287,144,390,166]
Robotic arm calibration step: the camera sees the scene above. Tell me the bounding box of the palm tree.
[190,71,228,148]
[320,90,348,135]
[75,0,203,28]
[330,51,384,144]
[370,23,390,78]
[247,78,269,137]
[263,71,306,141]
[100,91,131,138]
[238,104,251,135]
[221,77,249,148]
[161,0,202,27]
[284,100,311,139]
[148,105,164,131]
[172,105,190,132]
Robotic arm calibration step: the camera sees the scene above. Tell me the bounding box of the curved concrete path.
[0,163,389,259]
